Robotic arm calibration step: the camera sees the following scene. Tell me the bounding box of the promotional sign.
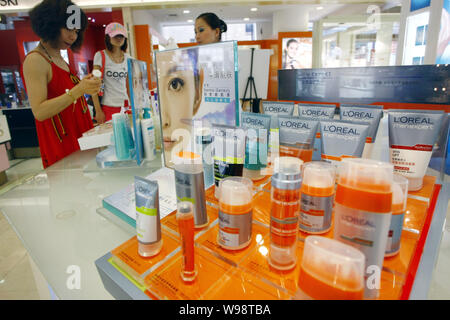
[278,65,450,105]
[154,41,239,168]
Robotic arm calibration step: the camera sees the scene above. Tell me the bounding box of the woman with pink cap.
[92,22,131,123]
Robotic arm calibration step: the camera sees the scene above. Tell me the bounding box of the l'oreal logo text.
[264,106,290,113]
[323,124,359,135]
[342,215,375,228]
[393,116,433,125]
[280,120,310,129]
[242,117,264,127]
[342,110,374,119]
[301,109,330,117]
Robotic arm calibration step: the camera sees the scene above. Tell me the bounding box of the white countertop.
[0,148,163,299]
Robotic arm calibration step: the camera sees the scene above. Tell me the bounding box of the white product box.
[78,121,113,150]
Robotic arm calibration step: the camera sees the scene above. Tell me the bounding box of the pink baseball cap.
[105,22,127,38]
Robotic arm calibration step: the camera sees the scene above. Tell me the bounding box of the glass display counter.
[0,148,163,299]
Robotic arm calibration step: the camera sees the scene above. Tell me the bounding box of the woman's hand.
[95,107,106,124]
[77,74,102,96]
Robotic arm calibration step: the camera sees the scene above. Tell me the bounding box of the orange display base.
[109,175,440,300]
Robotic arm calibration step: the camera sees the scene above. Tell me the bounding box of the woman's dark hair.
[286,39,298,48]
[196,12,227,40]
[29,0,88,52]
[105,35,128,52]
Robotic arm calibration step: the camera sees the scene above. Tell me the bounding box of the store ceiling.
[135,1,401,24]
[5,1,401,28]
[147,4,345,24]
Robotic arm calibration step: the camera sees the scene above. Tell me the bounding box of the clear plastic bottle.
[334,158,393,299]
[300,161,336,234]
[269,156,303,271]
[295,236,365,300]
[217,177,253,250]
[385,174,408,257]
[174,151,209,228]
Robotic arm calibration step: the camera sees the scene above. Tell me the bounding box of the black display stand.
[241,48,261,113]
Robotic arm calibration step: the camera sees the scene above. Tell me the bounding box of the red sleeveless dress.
[25,52,93,168]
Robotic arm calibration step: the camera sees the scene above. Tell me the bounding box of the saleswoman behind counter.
[195,12,227,45]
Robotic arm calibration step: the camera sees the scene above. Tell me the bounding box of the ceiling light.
[317,6,324,10]
[103,24,106,27]
[251,8,258,12]
[88,17,92,21]
[183,10,190,14]
[244,17,250,21]
[187,19,193,23]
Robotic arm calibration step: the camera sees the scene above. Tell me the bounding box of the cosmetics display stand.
[95,172,443,300]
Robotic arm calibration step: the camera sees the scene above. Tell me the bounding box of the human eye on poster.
[154,41,239,168]
[281,37,313,70]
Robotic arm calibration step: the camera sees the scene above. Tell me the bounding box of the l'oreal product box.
[78,121,113,150]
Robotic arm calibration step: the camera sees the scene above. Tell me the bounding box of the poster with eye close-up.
[154,41,239,167]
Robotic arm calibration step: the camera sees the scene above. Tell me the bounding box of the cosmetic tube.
[297,103,337,161]
[295,236,365,300]
[194,127,215,188]
[334,158,393,299]
[262,101,295,161]
[269,156,303,271]
[388,109,445,191]
[135,176,163,258]
[340,104,383,159]
[320,120,369,167]
[385,174,408,257]
[174,151,208,229]
[177,201,197,282]
[278,116,319,163]
[218,177,253,250]
[212,125,246,198]
[241,112,271,181]
[300,161,336,234]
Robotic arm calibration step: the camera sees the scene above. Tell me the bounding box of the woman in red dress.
[23,0,102,168]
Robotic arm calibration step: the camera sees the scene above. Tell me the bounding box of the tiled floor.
[0,157,449,300]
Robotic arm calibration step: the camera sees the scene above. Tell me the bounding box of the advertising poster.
[154,41,239,167]
[278,65,450,105]
[436,0,450,64]
[281,37,313,69]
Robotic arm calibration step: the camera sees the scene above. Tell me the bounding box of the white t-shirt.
[94,50,130,107]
